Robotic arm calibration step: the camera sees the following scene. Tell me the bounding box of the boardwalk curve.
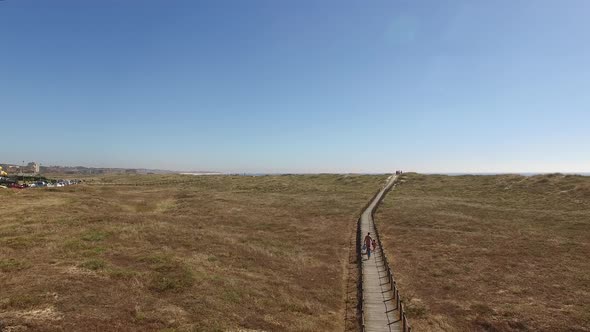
[358,175,410,332]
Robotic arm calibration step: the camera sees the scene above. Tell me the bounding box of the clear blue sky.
[1,0,589,173]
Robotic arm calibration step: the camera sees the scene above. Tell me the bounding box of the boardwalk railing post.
[403,313,407,331]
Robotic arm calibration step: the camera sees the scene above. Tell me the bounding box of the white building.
[27,162,40,174]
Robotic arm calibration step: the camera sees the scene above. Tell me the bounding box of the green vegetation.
[0,259,30,272]
[79,259,106,271]
[81,230,109,242]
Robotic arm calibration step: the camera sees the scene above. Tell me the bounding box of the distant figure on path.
[372,239,377,252]
[364,232,373,259]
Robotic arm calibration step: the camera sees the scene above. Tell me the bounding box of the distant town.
[0,161,222,189]
[0,162,180,175]
[0,162,41,175]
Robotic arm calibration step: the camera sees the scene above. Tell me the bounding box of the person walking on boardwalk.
[364,232,373,259]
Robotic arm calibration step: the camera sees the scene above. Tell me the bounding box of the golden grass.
[0,174,386,331]
[377,173,590,331]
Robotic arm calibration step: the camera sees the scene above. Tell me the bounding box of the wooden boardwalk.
[361,175,402,332]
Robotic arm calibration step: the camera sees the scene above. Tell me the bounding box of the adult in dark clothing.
[364,232,373,259]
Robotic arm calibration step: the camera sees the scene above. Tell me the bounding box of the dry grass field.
[0,174,387,331]
[377,173,590,331]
